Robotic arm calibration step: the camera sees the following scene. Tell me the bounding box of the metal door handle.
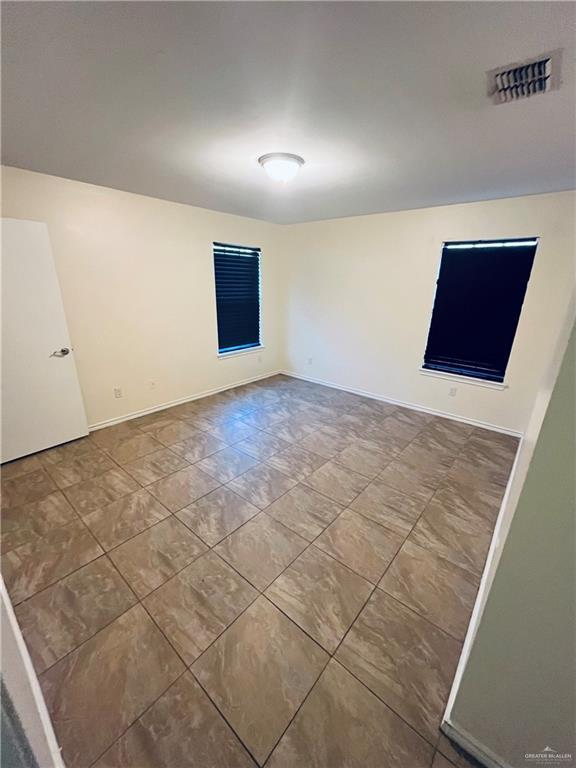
[50,348,70,357]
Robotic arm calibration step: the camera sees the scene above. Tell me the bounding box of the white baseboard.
[281,370,523,438]
[1,578,65,768]
[88,370,282,431]
[90,367,523,438]
[441,719,511,768]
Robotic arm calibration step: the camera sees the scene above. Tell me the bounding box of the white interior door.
[2,218,88,463]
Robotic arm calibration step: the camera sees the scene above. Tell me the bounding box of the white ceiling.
[2,2,575,224]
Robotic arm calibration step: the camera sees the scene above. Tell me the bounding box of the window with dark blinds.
[213,242,261,354]
[423,238,538,383]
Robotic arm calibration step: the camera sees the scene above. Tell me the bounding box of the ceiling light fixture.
[258,152,305,183]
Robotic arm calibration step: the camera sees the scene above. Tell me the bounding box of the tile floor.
[1,374,517,768]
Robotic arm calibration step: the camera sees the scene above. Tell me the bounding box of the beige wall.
[2,167,574,435]
[1,167,282,426]
[448,323,575,767]
[280,192,575,433]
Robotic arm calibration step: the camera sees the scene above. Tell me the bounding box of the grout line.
[260,644,332,766]
[374,586,468,644]
[2,378,514,767]
[189,663,266,765]
[85,667,191,767]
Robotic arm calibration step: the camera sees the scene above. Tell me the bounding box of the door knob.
[50,348,70,357]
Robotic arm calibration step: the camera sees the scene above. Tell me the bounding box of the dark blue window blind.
[213,242,261,354]
[423,238,537,383]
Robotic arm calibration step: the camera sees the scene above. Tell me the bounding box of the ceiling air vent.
[487,50,562,104]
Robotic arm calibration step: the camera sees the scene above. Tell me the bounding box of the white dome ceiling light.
[258,152,305,183]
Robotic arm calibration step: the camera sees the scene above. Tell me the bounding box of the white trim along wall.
[2,166,574,436]
[442,295,575,767]
[1,579,65,768]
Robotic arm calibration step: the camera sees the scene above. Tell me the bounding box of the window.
[213,241,261,355]
[423,238,538,383]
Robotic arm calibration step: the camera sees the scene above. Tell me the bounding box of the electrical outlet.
[307,357,313,365]
[258,355,262,364]
[149,380,156,390]
[113,387,123,399]
[449,387,457,397]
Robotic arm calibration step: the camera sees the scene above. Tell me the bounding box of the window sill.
[217,345,264,360]
[419,368,508,391]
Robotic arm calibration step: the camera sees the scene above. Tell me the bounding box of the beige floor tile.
[37,438,101,467]
[298,427,352,459]
[1,454,43,480]
[448,456,509,491]
[3,519,103,604]
[379,540,478,639]
[109,517,207,598]
[145,419,201,447]
[377,415,422,443]
[333,438,400,478]
[350,478,427,536]
[192,596,328,765]
[44,452,116,489]
[3,380,516,768]
[105,432,164,464]
[352,399,397,418]
[461,432,517,478]
[170,430,227,462]
[15,557,136,673]
[344,401,387,421]
[444,456,504,491]
[1,491,76,553]
[88,422,143,451]
[144,551,257,664]
[336,591,461,743]
[40,605,184,768]
[357,425,409,455]
[378,457,446,503]
[409,500,492,582]
[201,418,258,445]
[178,412,219,433]
[302,461,369,506]
[227,464,297,509]
[131,411,176,431]
[1,468,57,509]
[266,547,372,652]
[62,468,139,516]
[177,486,259,546]
[335,413,382,441]
[399,442,456,472]
[266,445,327,481]
[83,489,170,550]
[267,660,433,768]
[122,448,190,485]
[265,416,323,444]
[315,509,404,584]
[434,473,504,529]
[239,406,292,431]
[215,514,308,590]
[265,485,343,541]
[196,446,260,483]
[234,432,291,459]
[94,673,256,768]
[472,427,519,453]
[148,465,221,512]
[411,419,473,455]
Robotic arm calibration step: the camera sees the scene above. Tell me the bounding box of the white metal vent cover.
[487,50,562,104]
